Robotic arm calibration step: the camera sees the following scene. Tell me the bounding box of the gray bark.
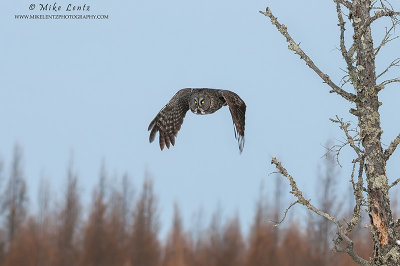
[262,0,400,264]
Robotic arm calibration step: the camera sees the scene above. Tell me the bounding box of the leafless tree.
[55,156,81,266]
[79,162,109,266]
[205,211,244,266]
[118,173,133,231]
[246,185,277,266]
[163,204,191,266]
[261,0,400,264]
[307,144,340,265]
[37,175,50,233]
[106,173,133,264]
[130,177,160,266]
[1,144,27,244]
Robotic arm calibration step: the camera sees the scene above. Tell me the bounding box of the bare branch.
[336,0,352,9]
[339,72,352,87]
[378,78,400,88]
[334,235,371,266]
[358,2,400,41]
[270,200,300,226]
[348,44,356,59]
[389,178,400,189]
[372,0,395,11]
[375,24,399,56]
[323,141,346,167]
[271,157,371,265]
[370,0,400,30]
[369,10,400,24]
[384,134,400,161]
[259,7,356,102]
[335,1,358,88]
[375,58,400,92]
[271,158,340,223]
[350,160,358,191]
[346,159,365,233]
[330,116,363,156]
[377,58,400,80]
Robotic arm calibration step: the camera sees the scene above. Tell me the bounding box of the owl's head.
[189,93,211,114]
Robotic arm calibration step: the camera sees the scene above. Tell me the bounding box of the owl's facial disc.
[199,98,205,106]
[194,97,204,114]
[189,96,200,114]
[190,95,209,114]
[195,106,204,114]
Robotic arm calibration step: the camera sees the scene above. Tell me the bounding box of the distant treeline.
[0,144,378,265]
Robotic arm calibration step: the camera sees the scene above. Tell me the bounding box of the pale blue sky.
[1,0,399,236]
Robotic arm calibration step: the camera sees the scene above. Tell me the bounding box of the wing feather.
[148,89,191,150]
[220,90,246,153]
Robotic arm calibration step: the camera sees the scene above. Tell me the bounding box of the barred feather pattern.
[148,89,191,150]
[220,90,246,153]
[148,88,246,153]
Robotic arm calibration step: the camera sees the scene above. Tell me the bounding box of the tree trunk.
[263,0,400,264]
[352,0,399,264]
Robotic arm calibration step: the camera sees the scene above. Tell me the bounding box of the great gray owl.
[148,88,246,152]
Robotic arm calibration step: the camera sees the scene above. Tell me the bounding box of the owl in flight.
[148,88,246,153]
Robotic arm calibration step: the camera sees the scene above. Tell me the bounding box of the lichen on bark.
[262,0,400,264]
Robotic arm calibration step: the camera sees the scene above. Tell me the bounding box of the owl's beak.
[196,108,205,115]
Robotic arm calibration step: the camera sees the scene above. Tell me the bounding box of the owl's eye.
[201,100,205,104]
[194,100,198,104]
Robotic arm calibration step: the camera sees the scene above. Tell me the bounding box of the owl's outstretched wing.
[220,90,246,153]
[148,89,191,150]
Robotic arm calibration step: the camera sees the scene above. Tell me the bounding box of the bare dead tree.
[260,0,400,264]
[1,144,27,245]
[107,173,133,253]
[119,173,133,230]
[55,156,81,266]
[163,204,190,266]
[246,184,277,266]
[130,178,160,266]
[205,211,245,266]
[307,143,340,265]
[38,175,50,233]
[79,162,109,266]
